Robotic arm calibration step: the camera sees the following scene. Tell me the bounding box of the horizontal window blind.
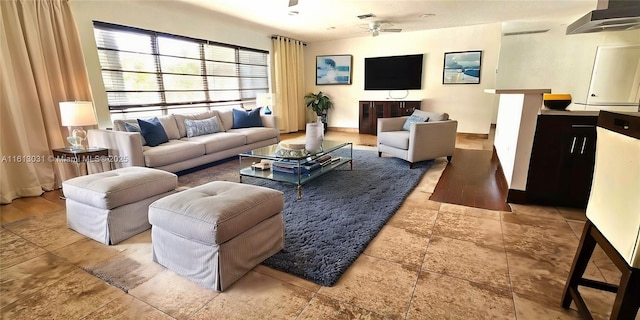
[93,22,268,117]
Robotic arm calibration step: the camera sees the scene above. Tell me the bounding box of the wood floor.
[430,148,511,211]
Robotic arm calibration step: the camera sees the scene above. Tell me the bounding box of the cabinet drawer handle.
[570,137,577,154]
[571,125,595,128]
[580,137,587,154]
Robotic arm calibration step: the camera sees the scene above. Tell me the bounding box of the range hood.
[566,0,640,34]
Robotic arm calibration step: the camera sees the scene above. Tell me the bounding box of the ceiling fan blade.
[381,28,402,32]
[288,0,298,7]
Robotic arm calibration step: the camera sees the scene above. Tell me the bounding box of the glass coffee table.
[239,140,353,199]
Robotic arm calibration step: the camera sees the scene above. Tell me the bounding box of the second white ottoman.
[63,167,177,245]
[149,181,285,291]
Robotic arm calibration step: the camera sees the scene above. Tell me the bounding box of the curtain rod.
[271,35,307,46]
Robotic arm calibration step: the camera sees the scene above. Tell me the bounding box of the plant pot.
[317,114,328,133]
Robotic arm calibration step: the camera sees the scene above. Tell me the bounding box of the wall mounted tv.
[364,54,424,90]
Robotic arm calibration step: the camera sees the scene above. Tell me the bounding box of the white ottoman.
[149,181,284,291]
[63,167,177,245]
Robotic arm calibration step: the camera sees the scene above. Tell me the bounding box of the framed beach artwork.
[442,51,482,84]
[316,55,353,85]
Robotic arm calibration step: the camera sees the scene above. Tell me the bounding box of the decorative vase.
[305,122,324,154]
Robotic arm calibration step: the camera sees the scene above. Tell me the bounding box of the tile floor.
[0,132,628,320]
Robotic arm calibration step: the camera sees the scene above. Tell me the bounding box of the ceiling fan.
[365,21,402,37]
[288,0,297,7]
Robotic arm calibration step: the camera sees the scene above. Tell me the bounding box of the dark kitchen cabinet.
[526,114,598,208]
[358,100,420,135]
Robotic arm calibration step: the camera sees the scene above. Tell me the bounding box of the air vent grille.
[502,29,550,36]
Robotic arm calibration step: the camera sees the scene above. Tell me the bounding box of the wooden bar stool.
[561,111,640,320]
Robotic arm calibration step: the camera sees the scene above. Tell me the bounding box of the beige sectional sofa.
[88,109,279,173]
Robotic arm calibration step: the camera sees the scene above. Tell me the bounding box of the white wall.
[304,23,502,135]
[496,26,640,114]
[70,1,639,133]
[69,0,274,128]
[493,94,525,188]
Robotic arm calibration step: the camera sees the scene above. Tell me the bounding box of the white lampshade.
[59,101,97,126]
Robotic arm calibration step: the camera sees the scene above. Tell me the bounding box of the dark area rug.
[179,149,431,286]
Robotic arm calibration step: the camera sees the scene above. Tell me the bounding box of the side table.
[52,147,109,199]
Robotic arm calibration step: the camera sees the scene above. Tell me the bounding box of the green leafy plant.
[304,91,333,116]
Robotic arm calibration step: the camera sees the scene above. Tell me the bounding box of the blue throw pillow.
[402,115,430,131]
[137,117,169,147]
[232,107,263,129]
[123,122,147,146]
[184,116,220,137]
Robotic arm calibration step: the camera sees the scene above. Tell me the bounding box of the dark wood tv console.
[358,100,420,135]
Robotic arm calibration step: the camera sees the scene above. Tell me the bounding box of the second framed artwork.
[316,55,352,85]
[443,50,482,84]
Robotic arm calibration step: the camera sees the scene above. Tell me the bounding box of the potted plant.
[304,91,333,132]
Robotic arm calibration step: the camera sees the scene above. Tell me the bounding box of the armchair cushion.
[402,114,430,131]
[378,131,410,150]
[415,110,449,122]
[401,110,450,131]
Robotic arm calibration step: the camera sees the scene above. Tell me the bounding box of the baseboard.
[506,189,528,204]
[327,127,359,133]
[457,132,489,139]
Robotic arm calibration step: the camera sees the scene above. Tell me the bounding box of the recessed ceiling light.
[288,10,299,16]
[420,13,436,18]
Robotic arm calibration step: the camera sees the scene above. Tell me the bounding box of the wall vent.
[502,29,550,36]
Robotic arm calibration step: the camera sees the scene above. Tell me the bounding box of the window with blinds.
[93,22,268,118]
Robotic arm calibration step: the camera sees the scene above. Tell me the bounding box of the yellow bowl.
[543,93,572,110]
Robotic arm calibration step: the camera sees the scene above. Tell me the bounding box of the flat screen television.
[364,54,424,90]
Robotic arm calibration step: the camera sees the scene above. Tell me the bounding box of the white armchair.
[377,112,458,168]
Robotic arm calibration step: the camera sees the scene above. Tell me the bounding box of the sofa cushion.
[174,111,220,138]
[216,109,234,132]
[227,127,279,144]
[181,132,247,154]
[232,108,263,129]
[156,115,180,140]
[378,131,410,150]
[113,119,137,132]
[142,140,205,168]
[138,117,169,147]
[185,116,221,138]
[123,122,147,146]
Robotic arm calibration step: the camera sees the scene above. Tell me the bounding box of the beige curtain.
[0,0,93,204]
[271,36,306,133]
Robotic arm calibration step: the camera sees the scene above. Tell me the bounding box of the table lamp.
[59,101,98,150]
[256,93,274,115]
